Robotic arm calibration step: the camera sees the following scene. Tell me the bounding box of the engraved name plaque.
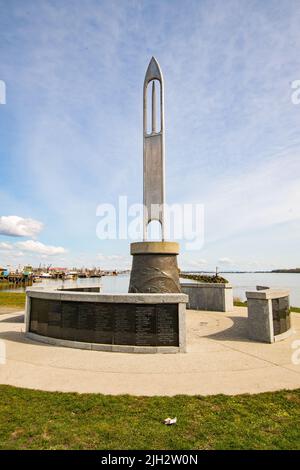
[30,298,179,347]
[272,296,291,336]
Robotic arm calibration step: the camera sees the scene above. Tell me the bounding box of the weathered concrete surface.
[181,283,234,312]
[0,307,20,316]
[0,307,299,396]
[247,298,272,342]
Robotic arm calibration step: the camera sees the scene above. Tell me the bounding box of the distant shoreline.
[182,270,300,274]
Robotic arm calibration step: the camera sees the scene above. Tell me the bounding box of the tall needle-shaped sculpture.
[129,57,181,293]
[143,57,165,240]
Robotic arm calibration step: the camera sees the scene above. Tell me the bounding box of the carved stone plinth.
[129,241,181,293]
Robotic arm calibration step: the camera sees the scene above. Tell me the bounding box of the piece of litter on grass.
[163,417,177,425]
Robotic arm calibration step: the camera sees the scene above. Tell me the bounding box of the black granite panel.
[135,305,157,346]
[94,303,114,344]
[29,297,39,333]
[272,296,290,336]
[61,301,78,341]
[29,298,180,347]
[76,302,96,342]
[33,298,49,337]
[156,304,179,346]
[114,304,136,345]
[47,301,62,339]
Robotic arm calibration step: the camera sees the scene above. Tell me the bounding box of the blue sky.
[0,0,300,270]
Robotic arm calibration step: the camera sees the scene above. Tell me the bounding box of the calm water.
[224,273,300,305]
[2,272,300,306]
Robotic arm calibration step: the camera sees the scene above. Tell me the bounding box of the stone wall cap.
[181,282,232,288]
[246,289,290,300]
[26,288,188,304]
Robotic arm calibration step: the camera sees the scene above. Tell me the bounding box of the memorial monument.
[129,57,181,293]
[24,57,187,353]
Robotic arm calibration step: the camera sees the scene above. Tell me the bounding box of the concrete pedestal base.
[246,289,291,343]
[129,241,181,293]
[181,282,234,312]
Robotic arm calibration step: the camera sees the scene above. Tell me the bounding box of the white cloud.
[0,216,43,237]
[192,258,207,266]
[16,240,66,256]
[218,257,234,266]
[0,242,13,250]
[179,255,208,269]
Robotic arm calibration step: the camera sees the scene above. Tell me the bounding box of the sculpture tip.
[145,56,163,84]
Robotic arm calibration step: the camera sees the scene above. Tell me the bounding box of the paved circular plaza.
[0,307,299,396]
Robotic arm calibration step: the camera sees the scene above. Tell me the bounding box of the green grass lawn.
[0,292,26,309]
[0,385,299,450]
[0,294,299,449]
[0,281,10,287]
[234,300,247,307]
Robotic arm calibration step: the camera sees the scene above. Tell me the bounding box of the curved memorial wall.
[25,288,187,353]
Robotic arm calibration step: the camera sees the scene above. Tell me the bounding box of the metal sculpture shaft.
[128,57,180,294]
[143,57,165,240]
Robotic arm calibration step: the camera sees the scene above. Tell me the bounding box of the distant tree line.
[272,268,300,273]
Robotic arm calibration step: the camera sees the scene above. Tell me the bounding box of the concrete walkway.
[0,307,300,396]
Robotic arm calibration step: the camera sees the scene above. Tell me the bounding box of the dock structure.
[0,273,33,286]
